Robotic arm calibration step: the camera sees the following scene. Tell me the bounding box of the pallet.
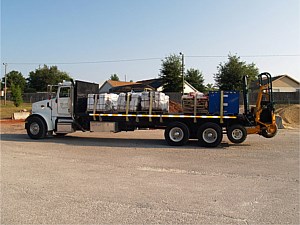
[182,98,208,114]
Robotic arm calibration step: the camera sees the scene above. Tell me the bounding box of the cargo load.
[130,93,142,112]
[208,91,239,115]
[87,93,118,112]
[141,91,169,112]
[182,92,208,114]
[117,93,142,112]
[88,91,169,113]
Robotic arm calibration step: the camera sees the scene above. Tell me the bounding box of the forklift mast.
[257,72,275,111]
[242,75,249,115]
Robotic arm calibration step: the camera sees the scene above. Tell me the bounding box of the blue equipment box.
[208,91,239,115]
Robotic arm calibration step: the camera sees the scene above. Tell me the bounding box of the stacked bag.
[141,92,169,112]
[87,93,118,111]
[87,92,169,113]
[117,93,141,112]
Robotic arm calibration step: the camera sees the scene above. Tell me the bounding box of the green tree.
[110,74,120,81]
[11,84,23,107]
[1,70,26,92]
[27,65,72,92]
[185,68,206,92]
[214,55,259,91]
[205,83,217,92]
[159,54,182,92]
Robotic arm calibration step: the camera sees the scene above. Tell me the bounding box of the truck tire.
[164,122,189,146]
[197,122,222,147]
[262,124,278,138]
[227,124,247,144]
[26,116,47,139]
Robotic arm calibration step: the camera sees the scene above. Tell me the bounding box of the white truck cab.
[26,81,76,138]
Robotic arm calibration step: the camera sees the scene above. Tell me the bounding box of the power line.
[5,54,300,65]
[6,57,163,65]
[186,54,300,58]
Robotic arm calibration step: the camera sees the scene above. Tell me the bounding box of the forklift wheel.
[262,124,278,138]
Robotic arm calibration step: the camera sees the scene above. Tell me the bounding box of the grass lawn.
[0,101,32,119]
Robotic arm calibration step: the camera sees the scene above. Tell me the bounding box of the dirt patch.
[0,120,25,133]
[169,101,182,113]
[275,104,300,128]
[0,119,25,125]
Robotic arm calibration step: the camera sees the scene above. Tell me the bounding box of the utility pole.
[3,63,7,105]
[179,52,184,94]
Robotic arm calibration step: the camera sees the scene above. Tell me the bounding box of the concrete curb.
[12,112,30,120]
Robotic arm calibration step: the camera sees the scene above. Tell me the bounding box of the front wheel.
[164,122,190,146]
[26,116,47,139]
[227,124,247,144]
[262,124,278,138]
[197,122,222,147]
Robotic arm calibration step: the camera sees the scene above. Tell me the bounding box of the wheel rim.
[30,122,40,135]
[267,124,277,134]
[231,129,243,140]
[169,127,184,142]
[202,128,218,143]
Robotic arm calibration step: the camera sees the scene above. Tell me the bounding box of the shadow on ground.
[0,133,250,149]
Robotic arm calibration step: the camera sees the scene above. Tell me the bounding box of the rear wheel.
[197,122,222,147]
[26,116,47,139]
[164,122,189,146]
[227,124,247,144]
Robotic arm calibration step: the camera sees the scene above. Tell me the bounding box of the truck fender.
[25,114,54,131]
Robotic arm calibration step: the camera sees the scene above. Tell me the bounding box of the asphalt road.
[1,123,299,224]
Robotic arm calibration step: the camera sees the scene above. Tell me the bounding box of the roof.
[109,83,155,93]
[108,78,163,93]
[107,80,136,87]
[271,75,299,84]
[136,78,164,89]
[250,74,299,90]
[99,80,137,92]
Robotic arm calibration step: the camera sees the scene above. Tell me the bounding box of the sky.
[1,0,300,85]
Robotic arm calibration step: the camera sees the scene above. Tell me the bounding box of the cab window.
[59,87,70,98]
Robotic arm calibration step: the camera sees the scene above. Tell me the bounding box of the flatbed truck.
[25,72,278,147]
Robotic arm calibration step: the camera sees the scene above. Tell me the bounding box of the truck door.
[57,86,72,117]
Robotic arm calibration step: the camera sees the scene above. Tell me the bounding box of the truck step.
[57,118,74,123]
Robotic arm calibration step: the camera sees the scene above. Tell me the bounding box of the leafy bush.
[11,84,23,107]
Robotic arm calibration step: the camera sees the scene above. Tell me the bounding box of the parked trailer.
[25,73,277,147]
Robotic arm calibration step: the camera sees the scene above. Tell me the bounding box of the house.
[250,75,299,92]
[99,80,136,93]
[183,81,199,93]
[107,78,199,94]
[270,75,299,92]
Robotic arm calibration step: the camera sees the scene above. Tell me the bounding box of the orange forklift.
[244,72,278,138]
